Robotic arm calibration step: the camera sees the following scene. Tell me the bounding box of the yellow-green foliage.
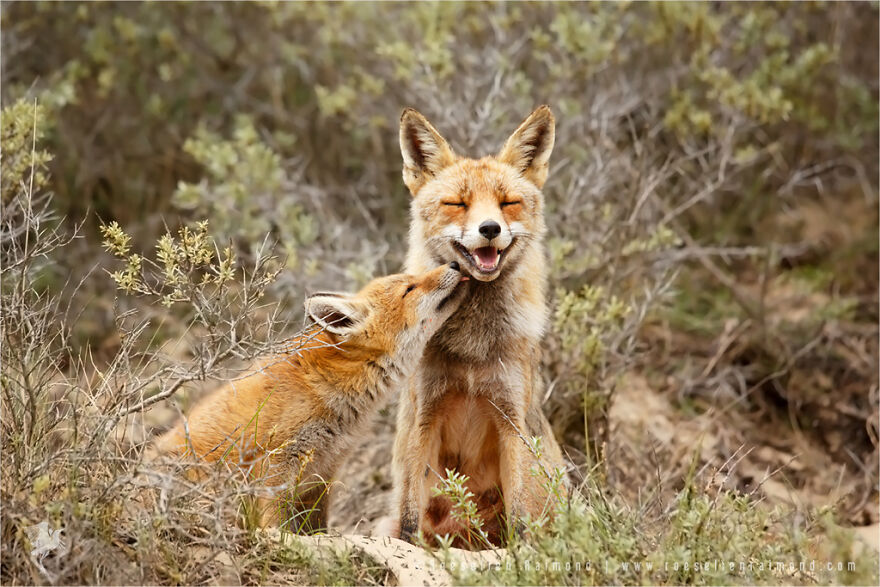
[551,284,631,454]
[4,2,875,224]
[455,480,879,586]
[621,226,682,257]
[2,4,877,585]
[101,220,243,307]
[173,118,316,266]
[554,285,631,385]
[0,99,52,203]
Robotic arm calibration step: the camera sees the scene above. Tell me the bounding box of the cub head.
[400,106,554,282]
[304,262,467,358]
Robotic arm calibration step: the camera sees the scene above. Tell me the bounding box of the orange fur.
[392,106,567,547]
[151,264,467,532]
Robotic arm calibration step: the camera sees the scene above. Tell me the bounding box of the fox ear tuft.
[497,105,555,188]
[305,293,365,336]
[399,108,456,196]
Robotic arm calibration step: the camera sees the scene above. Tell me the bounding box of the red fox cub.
[151,263,467,532]
[391,106,567,546]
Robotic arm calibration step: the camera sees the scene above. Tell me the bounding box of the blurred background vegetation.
[1,2,877,584]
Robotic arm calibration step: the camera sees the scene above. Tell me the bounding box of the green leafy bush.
[1,2,877,584]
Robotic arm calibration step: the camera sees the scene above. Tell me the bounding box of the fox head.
[400,106,554,282]
[304,262,467,360]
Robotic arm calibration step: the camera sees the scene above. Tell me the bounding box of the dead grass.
[2,4,878,583]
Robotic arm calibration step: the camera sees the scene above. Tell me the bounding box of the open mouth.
[452,240,515,275]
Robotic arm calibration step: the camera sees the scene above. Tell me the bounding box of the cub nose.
[478,220,501,241]
[449,261,460,271]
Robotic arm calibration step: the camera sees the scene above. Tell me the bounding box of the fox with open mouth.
[391,105,567,547]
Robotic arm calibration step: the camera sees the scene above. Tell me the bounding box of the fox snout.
[419,261,467,315]
[478,220,501,241]
[421,261,465,292]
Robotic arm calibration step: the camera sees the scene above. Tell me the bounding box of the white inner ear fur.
[305,294,365,335]
[497,105,555,189]
[399,108,457,195]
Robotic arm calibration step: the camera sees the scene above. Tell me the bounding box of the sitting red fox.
[391,106,567,547]
[151,262,467,532]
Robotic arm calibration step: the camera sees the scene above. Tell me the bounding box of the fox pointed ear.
[305,293,366,336]
[497,105,555,188]
[399,108,457,196]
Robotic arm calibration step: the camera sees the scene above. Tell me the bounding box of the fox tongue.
[472,247,499,271]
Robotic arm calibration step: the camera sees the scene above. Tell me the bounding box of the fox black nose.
[449,261,460,272]
[478,220,501,241]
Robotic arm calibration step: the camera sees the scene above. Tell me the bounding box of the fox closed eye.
[500,201,521,208]
[402,284,416,298]
[442,201,466,208]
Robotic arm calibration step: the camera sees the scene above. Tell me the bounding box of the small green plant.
[430,468,494,550]
[551,284,632,467]
[102,219,245,306]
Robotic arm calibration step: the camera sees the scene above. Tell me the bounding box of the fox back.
[151,263,466,531]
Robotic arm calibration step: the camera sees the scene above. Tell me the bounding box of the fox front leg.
[398,475,420,543]
[493,402,530,541]
[398,448,433,543]
[398,417,440,544]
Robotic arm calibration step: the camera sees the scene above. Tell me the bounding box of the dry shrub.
[0,101,386,585]
[1,2,877,584]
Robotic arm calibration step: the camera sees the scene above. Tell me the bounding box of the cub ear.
[399,108,457,196]
[305,293,366,336]
[497,105,555,188]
